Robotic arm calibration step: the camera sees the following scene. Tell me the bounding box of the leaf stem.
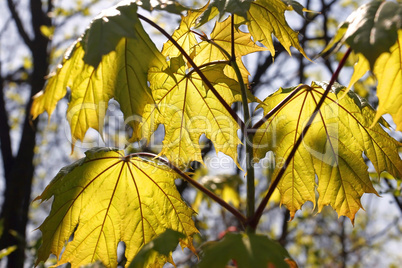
[138,14,245,131]
[248,47,352,229]
[131,152,247,225]
[228,17,255,231]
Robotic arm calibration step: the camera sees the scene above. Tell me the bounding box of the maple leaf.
[31,12,166,145]
[348,30,402,131]
[32,42,116,144]
[197,0,252,25]
[330,0,401,69]
[136,0,188,14]
[142,56,241,167]
[196,0,308,59]
[199,232,294,268]
[80,2,139,67]
[34,147,197,268]
[161,4,209,58]
[129,229,185,268]
[253,82,402,223]
[244,0,308,59]
[192,15,266,84]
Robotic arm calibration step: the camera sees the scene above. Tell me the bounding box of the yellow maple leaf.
[31,20,166,146]
[348,30,402,131]
[245,0,309,59]
[192,15,267,84]
[254,82,402,223]
[34,148,197,268]
[161,4,209,57]
[142,56,241,167]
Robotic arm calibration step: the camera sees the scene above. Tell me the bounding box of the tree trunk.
[0,1,50,267]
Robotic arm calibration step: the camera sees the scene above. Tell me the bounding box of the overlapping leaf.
[253,82,402,222]
[348,30,402,131]
[32,15,166,145]
[192,15,266,84]
[142,56,241,166]
[330,0,401,69]
[129,229,185,268]
[80,2,139,67]
[34,147,197,268]
[136,0,189,15]
[198,0,308,59]
[197,0,252,25]
[162,4,208,57]
[244,0,308,58]
[199,232,295,268]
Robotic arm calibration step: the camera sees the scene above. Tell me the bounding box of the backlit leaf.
[31,18,166,145]
[199,232,293,268]
[162,4,209,58]
[136,0,189,15]
[343,0,401,68]
[199,0,308,59]
[324,0,402,68]
[142,56,241,167]
[348,30,402,131]
[129,229,185,268]
[81,2,139,67]
[34,147,197,268]
[192,15,266,84]
[198,0,252,26]
[245,0,308,58]
[253,82,402,223]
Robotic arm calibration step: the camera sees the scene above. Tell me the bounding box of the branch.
[131,152,247,225]
[7,0,33,49]
[0,62,14,180]
[249,47,352,229]
[31,0,51,41]
[3,67,30,85]
[384,179,402,214]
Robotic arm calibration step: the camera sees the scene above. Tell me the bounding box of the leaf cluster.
[31,0,402,267]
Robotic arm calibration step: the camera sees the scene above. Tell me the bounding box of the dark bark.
[0,1,51,267]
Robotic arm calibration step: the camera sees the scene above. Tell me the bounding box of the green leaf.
[128,229,185,268]
[253,82,402,223]
[136,0,188,14]
[199,232,293,268]
[327,0,402,68]
[142,56,241,167]
[198,0,308,59]
[198,0,252,26]
[81,2,140,67]
[348,30,402,131]
[34,147,197,267]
